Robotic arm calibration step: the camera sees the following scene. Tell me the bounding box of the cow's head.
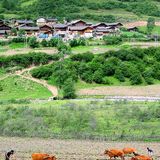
[104,150,109,154]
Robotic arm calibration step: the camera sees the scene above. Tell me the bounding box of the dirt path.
[15,66,58,97]
[0,137,159,160]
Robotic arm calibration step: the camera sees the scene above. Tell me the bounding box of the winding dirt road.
[15,66,58,97]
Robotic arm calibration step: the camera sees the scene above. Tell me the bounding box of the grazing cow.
[123,148,137,155]
[104,149,125,160]
[131,155,152,160]
[32,153,57,160]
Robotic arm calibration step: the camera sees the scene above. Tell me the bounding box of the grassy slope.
[1,0,160,22]
[0,75,52,100]
[0,100,159,141]
[139,26,160,34]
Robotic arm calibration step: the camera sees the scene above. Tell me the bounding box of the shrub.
[48,38,61,47]
[31,66,53,80]
[103,35,122,45]
[70,52,94,62]
[102,77,113,85]
[93,69,104,84]
[130,71,143,85]
[114,68,125,82]
[28,37,39,48]
[41,39,48,47]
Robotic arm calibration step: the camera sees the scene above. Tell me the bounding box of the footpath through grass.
[0,75,52,100]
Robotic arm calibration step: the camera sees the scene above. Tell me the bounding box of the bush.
[48,38,61,47]
[102,77,113,85]
[114,68,125,82]
[130,71,143,85]
[31,66,53,80]
[28,37,39,48]
[103,35,122,45]
[71,52,94,62]
[41,39,48,47]
[93,69,104,84]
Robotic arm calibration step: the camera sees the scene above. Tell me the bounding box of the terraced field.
[0,137,159,160]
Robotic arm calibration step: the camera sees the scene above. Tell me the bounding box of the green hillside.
[1,0,160,22]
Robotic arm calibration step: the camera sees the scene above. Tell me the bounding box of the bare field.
[78,85,160,97]
[0,137,159,160]
[0,48,58,56]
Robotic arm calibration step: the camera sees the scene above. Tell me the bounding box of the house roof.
[95,27,111,32]
[16,20,34,24]
[18,26,39,31]
[53,24,68,29]
[69,26,92,31]
[92,23,108,28]
[68,19,92,26]
[106,22,123,26]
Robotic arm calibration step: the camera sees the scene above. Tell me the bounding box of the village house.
[68,26,93,39]
[38,24,53,38]
[17,24,39,36]
[53,23,68,38]
[37,18,57,26]
[92,22,122,38]
[0,20,12,37]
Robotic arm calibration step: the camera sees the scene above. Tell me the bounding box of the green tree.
[147,17,155,34]
[62,78,76,99]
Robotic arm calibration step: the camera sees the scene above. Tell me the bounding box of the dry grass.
[78,85,160,97]
[0,137,159,160]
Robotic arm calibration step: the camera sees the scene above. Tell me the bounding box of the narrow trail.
[0,63,58,98]
[0,74,11,81]
[15,66,58,97]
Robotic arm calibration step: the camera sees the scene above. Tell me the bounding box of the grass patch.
[0,100,159,141]
[9,43,26,49]
[0,75,52,100]
[138,26,160,34]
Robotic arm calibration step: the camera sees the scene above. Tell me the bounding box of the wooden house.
[68,26,93,38]
[17,24,39,36]
[0,23,12,37]
[39,24,53,37]
[53,23,68,38]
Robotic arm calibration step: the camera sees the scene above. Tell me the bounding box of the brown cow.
[104,149,125,160]
[32,153,57,160]
[123,148,137,155]
[131,155,152,160]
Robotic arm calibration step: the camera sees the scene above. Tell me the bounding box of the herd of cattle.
[31,147,153,160]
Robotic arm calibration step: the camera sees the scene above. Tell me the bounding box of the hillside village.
[0,18,138,40]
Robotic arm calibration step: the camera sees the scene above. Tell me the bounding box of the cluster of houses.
[0,18,128,40]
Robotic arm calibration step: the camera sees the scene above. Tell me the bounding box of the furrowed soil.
[0,137,159,160]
